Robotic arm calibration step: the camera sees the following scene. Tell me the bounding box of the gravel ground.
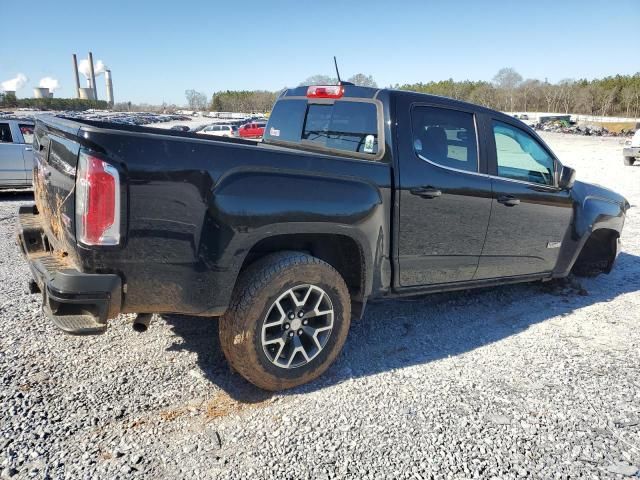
[1,132,639,479]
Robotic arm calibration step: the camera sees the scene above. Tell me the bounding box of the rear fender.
[200,167,389,306]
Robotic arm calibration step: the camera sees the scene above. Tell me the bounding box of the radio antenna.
[334,56,342,84]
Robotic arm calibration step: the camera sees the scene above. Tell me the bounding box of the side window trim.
[409,103,482,174]
[489,118,559,188]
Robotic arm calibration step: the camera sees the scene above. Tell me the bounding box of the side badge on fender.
[547,241,561,249]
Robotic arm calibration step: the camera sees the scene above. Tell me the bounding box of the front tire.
[219,252,351,391]
[624,156,635,166]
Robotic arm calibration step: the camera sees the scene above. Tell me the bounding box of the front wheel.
[219,252,351,390]
[624,156,635,166]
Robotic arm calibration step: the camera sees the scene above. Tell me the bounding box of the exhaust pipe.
[133,313,153,333]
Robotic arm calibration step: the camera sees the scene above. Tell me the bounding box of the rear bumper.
[16,204,122,335]
[623,146,640,157]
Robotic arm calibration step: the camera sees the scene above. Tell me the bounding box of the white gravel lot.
[0,132,639,479]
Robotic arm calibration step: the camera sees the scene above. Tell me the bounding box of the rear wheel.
[219,252,351,390]
[624,156,635,166]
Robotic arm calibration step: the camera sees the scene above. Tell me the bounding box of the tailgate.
[33,117,80,252]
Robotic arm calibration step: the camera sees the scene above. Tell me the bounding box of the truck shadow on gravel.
[163,251,640,403]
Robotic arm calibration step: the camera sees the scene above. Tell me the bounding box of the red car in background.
[238,122,266,139]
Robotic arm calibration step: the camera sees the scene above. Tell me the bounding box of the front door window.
[493,121,555,186]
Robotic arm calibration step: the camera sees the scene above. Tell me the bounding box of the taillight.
[75,151,121,246]
[306,85,344,99]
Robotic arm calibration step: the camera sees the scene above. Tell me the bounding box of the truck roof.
[283,84,503,117]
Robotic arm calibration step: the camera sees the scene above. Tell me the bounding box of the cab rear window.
[265,99,380,157]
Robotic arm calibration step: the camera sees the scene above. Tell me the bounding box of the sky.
[1,0,638,105]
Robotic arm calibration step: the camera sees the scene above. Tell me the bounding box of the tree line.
[0,92,109,111]
[395,68,640,118]
[185,69,640,117]
[183,73,378,112]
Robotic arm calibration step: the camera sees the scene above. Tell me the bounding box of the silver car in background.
[197,124,239,137]
[0,119,35,189]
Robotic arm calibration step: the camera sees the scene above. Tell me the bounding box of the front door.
[397,104,493,286]
[475,119,573,278]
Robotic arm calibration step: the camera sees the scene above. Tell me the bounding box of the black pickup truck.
[17,84,629,390]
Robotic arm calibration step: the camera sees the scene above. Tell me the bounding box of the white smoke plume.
[39,77,61,91]
[1,73,28,92]
[78,59,106,78]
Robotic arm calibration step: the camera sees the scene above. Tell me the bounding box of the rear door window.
[0,123,13,143]
[411,106,478,173]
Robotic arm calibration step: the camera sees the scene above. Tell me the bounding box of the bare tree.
[299,75,337,86]
[596,85,618,117]
[518,79,541,112]
[557,79,577,114]
[542,83,562,113]
[185,89,207,110]
[493,67,522,111]
[347,73,377,87]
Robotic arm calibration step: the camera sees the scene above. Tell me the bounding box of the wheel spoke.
[299,285,315,308]
[287,289,304,307]
[302,325,323,351]
[264,300,286,328]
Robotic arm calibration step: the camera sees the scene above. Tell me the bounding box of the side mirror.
[559,165,576,189]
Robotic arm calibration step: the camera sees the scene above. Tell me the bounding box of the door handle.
[410,186,442,199]
[497,195,520,206]
[24,147,33,151]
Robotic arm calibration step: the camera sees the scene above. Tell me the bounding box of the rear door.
[0,122,27,185]
[397,102,493,286]
[475,118,573,278]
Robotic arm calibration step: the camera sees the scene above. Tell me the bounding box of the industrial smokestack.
[72,54,81,98]
[33,88,50,99]
[88,52,97,100]
[79,88,95,100]
[105,70,114,106]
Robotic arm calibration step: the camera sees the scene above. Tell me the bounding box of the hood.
[572,180,631,212]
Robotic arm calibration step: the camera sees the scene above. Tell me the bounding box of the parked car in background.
[0,119,35,189]
[198,124,238,137]
[238,121,266,139]
[623,130,640,166]
[169,125,191,132]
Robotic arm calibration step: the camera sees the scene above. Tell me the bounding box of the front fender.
[554,181,628,276]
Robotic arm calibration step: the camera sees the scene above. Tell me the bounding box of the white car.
[198,124,238,137]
